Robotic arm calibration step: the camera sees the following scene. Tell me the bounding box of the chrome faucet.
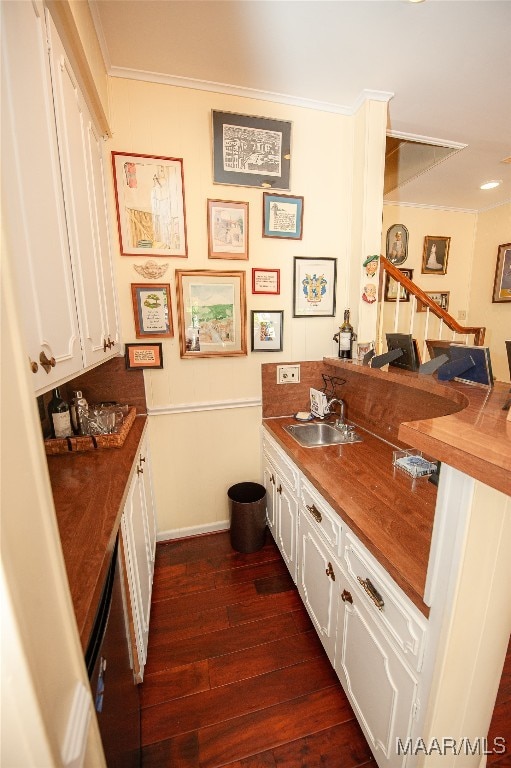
[326,397,345,428]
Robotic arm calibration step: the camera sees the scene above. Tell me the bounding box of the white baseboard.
[157,520,230,542]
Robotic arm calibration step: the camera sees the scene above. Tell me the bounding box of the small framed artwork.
[492,243,511,302]
[293,257,337,317]
[263,193,303,239]
[386,225,409,265]
[251,310,283,352]
[131,283,173,338]
[125,343,163,370]
[207,199,248,259]
[175,269,247,358]
[421,236,450,274]
[384,269,413,302]
[112,152,187,257]
[212,110,291,190]
[252,268,280,295]
[417,291,450,313]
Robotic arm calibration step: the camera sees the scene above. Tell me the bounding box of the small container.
[392,449,437,479]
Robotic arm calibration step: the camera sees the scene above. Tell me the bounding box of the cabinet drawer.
[262,432,299,493]
[343,532,427,672]
[299,477,342,553]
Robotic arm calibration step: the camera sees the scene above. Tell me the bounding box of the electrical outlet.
[458,310,467,322]
[277,364,301,384]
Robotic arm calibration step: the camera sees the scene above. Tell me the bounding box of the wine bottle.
[48,387,73,438]
[337,309,354,359]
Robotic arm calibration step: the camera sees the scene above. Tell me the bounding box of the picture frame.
[385,333,421,372]
[252,268,280,295]
[384,269,413,302]
[425,339,457,360]
[207,199,249,259]
[421,235,450,275]
[112,151,187,257]
[417,291,450,313]
[386,224,409,265]
[491,242,511,302]
[212,110,291,190]
[125,343,163,370]
[131,283,173,338]
[293,257,337,317]
[175,269,247,358]
[251,310,283,352]
[263,192,303,239]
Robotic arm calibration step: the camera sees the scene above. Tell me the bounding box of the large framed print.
[293,257,337,317]
[492,243,511,302]
[112,151,188,257]
[131,283,173,338]
[212,111,291,190]
[175,270,247,358]
[263,193,303,239]
[252,268,280,295]
[251,311,283,352]
[207,199,248,259]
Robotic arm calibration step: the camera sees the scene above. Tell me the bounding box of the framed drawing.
[421,235,450,274]
[384,269,413,302]
[212,110,291,190]
[112,151,187,257]
[175,270,247,358]
[131,283,173,338]
[386,224,409,265]
[207,199,248,259]
[251,311,283,352]
[125,343,163,370]
[492,242,511,302]
[417,291,450,313]
[252,268,280,295]
[263,193,303,239]
[293,257,337,317]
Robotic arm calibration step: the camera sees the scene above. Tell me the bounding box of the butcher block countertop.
[47,414,147,650]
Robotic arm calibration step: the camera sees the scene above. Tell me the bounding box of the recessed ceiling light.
[480,180,502,190]
[408,0,426,4]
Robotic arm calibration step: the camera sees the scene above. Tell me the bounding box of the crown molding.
[383,200,478,214]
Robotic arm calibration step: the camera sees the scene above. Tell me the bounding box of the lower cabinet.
[120,430,157,682]
[262,437,299,581]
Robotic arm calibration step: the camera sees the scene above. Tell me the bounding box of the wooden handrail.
[379,256,486,345]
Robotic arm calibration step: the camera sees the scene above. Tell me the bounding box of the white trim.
[148,397,261,416]
[383,200,479,214]
[157,520,229,542]
[387,130,467,151]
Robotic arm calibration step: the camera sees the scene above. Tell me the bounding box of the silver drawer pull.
[358,576,384,610]
[306,503,322,523]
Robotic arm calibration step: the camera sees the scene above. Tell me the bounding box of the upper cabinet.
[1,1,120,395]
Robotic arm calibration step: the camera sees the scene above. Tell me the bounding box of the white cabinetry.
[121,431,157,682]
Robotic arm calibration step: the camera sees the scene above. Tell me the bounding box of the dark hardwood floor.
[141,530,374,768]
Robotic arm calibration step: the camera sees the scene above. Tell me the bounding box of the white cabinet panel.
[262,435,298,581]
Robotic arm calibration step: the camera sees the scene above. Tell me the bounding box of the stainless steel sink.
[284,421,363,447]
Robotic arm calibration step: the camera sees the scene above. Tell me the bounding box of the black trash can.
[228,482,267,553]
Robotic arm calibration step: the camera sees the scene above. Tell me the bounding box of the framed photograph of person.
[386,225,409,265]
[263,193,303,239]
[293,257,337,317]
[207,200,249,259]
[384,269,413,302]
[491,243,511,302]
[250,311,284,352]
[421,236,451,275]
[212,110,291,190]
[417,291,450,313]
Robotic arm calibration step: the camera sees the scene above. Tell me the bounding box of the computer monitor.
[385,333,420,372]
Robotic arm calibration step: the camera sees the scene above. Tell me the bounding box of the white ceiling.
[90,0,511,212]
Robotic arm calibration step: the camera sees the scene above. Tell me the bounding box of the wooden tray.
[44,407,137,455]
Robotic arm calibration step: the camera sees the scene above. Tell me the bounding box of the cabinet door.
[138,436,157,567]
[47,13,120,367]
[297,512,339,663]
[262,453,277,536]
[335,574,418,768]
[1,0,82,391]
[276,478,298,582]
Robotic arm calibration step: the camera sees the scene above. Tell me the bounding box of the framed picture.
[386,224,409,265]
[417,291,450,313]
[131,283,173,338]
[384,269,413,302]
[421,235,450,274]
[125,343,163,370]
[263,193,303,239]
[207,199,248,259]
[492,242,511,302]
[212,110,291,190]
[252,268,280,295]
[175,270,247,358]
[385,333,421,372]
[251,310,283,352]
[293,257,337,317]
[112,151,187,257]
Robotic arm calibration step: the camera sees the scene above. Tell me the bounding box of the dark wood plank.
[148,605,230,646]
[142,731,199,768]
[151,569,217,602]
[254,572,295,595]
[141,661,210,709]
[150,581,259,619]
[226,591,303,626]
[272,720,375,767]
[487,699,511,764]
[214,558,290,589]
[221,754,277,768]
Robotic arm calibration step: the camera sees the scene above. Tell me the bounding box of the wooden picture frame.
[131,283,173,338]
[112,151,187,257]
[386,224,409,265]
[421,236,450,275]
[417,291,450,313]
[252,268,280,295]
[384,269,413,302]
[175,269,247,358]
[492,242,511,302]
[251,311,284,352]
[293,257,337,317]
[125,343,163,370]
[263,193,303,239]
[207,199,249,259]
